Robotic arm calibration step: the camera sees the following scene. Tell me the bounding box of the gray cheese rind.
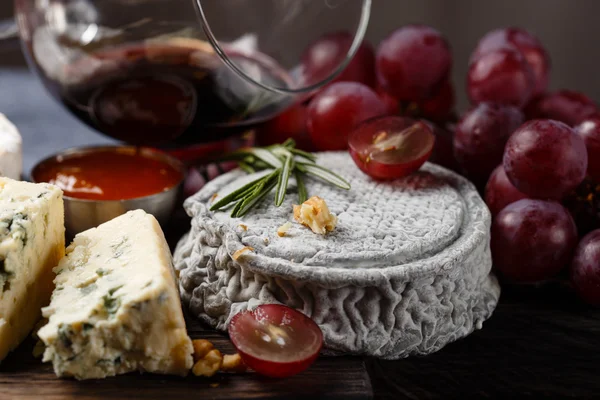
[174,152,500,359]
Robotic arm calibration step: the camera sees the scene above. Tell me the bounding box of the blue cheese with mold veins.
[38,210,193,380]
[0,177,65,362]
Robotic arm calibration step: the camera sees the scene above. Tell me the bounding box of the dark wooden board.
[0,316,372,400]
[368,283,600,399]
[3,69,600,399]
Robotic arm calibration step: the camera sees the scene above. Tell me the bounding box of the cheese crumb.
[232,246,254,261]
[239,224,248,231]
[293,196,337,235]
[277,222,293,237]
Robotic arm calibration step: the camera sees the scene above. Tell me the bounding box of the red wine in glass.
[43,39,293,147]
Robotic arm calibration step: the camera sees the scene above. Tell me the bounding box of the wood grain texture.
[368,283,600,399]
[0,315,372,400]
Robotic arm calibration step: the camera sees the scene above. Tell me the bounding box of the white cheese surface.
[0,178,64,362]
[198,153,465,268]
[0,114,22,180]
[176,152,499,359]
[38,210,193,380]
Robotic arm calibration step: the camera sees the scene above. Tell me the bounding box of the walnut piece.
[192,349,223,377]
[192,339,214,363]
[293,196,337,235]
[232,246,254,261]
[277,222,293,237]
[221,353,247,373]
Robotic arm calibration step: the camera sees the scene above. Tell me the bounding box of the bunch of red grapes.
[257,25,600,307]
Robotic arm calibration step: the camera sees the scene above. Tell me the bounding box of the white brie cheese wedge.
[0,114,23,180]
[0,178,65,362]
[38,210,193,380]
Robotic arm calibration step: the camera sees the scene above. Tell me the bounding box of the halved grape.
[467,47,535,108]
[503,119,588,200]
[575,118,600,182]
[454,102,524,186]
[491,199,578,283]
[524,90,599,126]
[484,165,528,216]
[570,229,600,306]
[376,25,452,101]
[301,31,376,88]
[228,304,323,378]
[471,28,551,96]
[307,82,389,151]
[348,116,435,180]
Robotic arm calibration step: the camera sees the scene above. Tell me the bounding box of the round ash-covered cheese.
[174,152,500,359]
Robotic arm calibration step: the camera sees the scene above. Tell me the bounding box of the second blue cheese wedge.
[0,178,64,362]
[38,210,193,380]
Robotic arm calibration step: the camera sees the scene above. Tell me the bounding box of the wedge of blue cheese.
[0,178,65,362]
[38,210,193,380]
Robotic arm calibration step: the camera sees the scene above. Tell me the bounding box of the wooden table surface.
[1,69,599,399]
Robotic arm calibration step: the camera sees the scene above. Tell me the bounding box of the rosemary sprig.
[210,140,351,217]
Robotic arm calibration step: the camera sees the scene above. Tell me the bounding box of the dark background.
[2,0,600,111]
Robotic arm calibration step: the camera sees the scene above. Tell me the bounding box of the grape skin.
[575,118,600,182]
[491,199,578,283]
[454,102,524,186]
[570,229,600,306]
[307,82,388,151]
[524,90,599,127]
[376,25,452,101]
[485,165,528,216]
[301,31,376,88]
[471,28,550,97]
[503,119,588,200]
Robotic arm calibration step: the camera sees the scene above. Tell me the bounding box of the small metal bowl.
[32,145,185,238]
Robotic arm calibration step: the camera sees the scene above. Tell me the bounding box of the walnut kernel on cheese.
[232,246,254,261]
[293,196,337,235]
[277,222,293,237]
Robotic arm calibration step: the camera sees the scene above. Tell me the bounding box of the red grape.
[467,47,535,108]
[376,84,400,115]
[418,79,456,123]
[454,102,524,186]
[575,118,600,182]
[525,90,599,127]
[307,82,388,151]
[423,121,461,173]
[348,116,435,180]
[257,103,314,151]
[376,25,452,101]
[301,32,376,88]
[491,199,578,283]
[484,165,528,216]
[503,119,588,200]
[471,28,551,96]
[228,304,323,378]
[570,229,600,306]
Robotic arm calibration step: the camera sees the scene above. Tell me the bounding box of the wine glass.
[8,0,371,159]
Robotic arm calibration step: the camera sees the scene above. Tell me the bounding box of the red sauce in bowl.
[33,147,184,201]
